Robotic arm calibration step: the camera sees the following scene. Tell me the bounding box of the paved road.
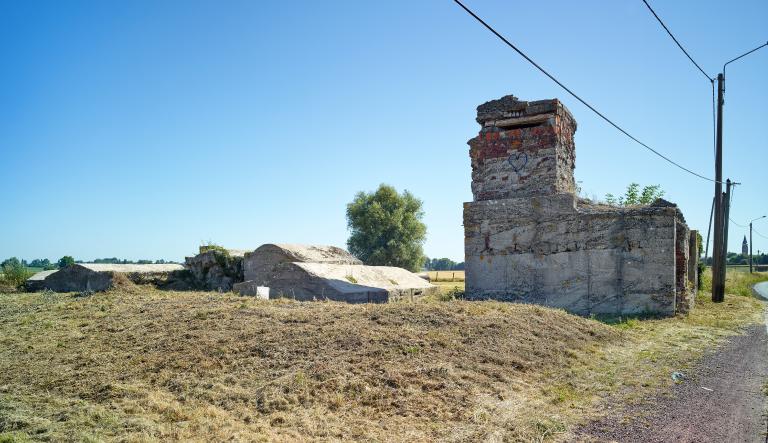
[579,287,768,443]
[755,281,768,300]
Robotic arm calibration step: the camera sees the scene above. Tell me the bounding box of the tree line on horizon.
[2,256,179,272]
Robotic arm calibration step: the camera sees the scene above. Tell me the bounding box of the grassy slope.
[0,271,765,442]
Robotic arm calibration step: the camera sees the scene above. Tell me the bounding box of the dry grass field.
[427,270,464,282]
[0,272,765,442]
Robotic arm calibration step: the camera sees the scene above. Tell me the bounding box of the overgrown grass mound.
[0,288,616,442]
[1,271,765,442]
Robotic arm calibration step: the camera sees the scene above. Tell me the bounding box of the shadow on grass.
[591,312,667,329]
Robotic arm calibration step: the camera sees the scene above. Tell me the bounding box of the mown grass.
[0,270,765,442]
[0,285,618,442]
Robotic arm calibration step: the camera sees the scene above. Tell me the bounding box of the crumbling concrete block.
[184,247,246,291]
[463,95,693,316]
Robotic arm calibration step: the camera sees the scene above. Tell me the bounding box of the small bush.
[1,258,32,288]
[199,242,229,256]
[438,286,465,302]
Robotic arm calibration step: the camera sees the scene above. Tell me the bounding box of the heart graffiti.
[508,152,528,173]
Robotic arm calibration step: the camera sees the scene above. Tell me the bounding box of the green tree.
[29,258,52,268]
[429,257,457,271]
[346,184,427,272]
[1,257,32,287]
[57,256,75,269]
[605,183,665,206]
[1,257,21,269]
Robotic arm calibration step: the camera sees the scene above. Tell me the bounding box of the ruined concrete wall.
[464,196,680,315]
[674,221,692,314]
[184,249,245,291]
[463,95,691,316]
[687,230,699,292]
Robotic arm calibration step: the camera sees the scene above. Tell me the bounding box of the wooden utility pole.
[750,222,754,273]
[711,74,725,302]
[704,196,714,262]
[749,216,766,273]
[713,42,768,296]
[717,179,732,303]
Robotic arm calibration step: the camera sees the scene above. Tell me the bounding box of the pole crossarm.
[724,41,768,74]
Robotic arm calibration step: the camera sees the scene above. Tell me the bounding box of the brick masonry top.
[469,94,577,200]
[475,95,576,129]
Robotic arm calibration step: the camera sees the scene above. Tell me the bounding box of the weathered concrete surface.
[25,270,58,292]
[243,244,361,283]
[37,263,184,292]
[264,262,437,303]
[241,244,435,303]
[184,248,246,291]
[463,95,693,316]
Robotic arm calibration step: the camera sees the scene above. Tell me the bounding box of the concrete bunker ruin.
[22,243,434,301]
[463,95,696,316]
[30,263,185,292]
[236,244,437,303]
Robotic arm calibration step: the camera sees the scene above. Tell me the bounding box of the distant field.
[427,270,464,282]
[705,265,768,273]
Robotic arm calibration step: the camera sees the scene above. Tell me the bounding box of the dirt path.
[579,294,768,442]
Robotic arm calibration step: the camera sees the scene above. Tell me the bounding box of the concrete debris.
[184,247,246,291]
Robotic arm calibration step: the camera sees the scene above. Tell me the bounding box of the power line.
[639,0,718,166]
[729,217,747,228]
[452,0,723,184]
[753,228,768,241]
[641,0,713,82]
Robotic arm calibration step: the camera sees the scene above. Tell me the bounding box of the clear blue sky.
[1,0,766,263]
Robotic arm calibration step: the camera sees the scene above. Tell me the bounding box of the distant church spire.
[742,235,749,256]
